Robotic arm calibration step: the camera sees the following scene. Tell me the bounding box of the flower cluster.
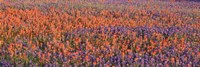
[0,0,200,67]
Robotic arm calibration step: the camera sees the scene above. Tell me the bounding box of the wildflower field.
[0,0,200,67]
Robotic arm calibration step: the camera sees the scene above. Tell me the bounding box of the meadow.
[0,0,200,67]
